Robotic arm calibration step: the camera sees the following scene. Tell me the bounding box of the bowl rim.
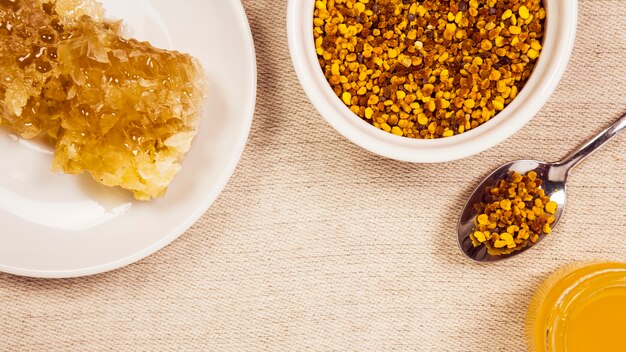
[287,0,579,163]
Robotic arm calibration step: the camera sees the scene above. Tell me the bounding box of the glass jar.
[526,262,626,352]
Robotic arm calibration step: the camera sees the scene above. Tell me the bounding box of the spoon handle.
[556,111,626,173]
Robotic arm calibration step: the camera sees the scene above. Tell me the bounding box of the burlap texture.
[1,1,625,351]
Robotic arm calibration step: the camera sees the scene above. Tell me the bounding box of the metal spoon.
[458,112,626,262]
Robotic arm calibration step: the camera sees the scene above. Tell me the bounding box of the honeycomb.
[0,0,207,200]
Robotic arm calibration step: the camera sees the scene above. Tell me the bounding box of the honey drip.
[0,0,207,200]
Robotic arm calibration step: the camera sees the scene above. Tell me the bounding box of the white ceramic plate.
[0,0,256,278]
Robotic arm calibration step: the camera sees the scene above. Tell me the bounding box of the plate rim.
[0,0,258,279]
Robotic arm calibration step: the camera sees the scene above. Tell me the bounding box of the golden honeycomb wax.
[526,262,626,352]
[0,0,67,138]
[0,0,207,200]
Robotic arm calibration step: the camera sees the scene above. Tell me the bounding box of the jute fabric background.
[1,1,625,351]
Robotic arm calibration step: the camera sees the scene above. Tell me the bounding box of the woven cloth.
[1,1,625,351]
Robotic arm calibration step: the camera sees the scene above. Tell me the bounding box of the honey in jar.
[526,262,626,352]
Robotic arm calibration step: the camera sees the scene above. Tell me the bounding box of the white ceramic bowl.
[288,0,578,163]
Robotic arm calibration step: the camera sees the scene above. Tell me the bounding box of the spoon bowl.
[457,160,567,262]
[457,111,626,262]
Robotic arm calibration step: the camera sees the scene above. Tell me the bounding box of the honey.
[526,262,626,352]
[0,0,207,200]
